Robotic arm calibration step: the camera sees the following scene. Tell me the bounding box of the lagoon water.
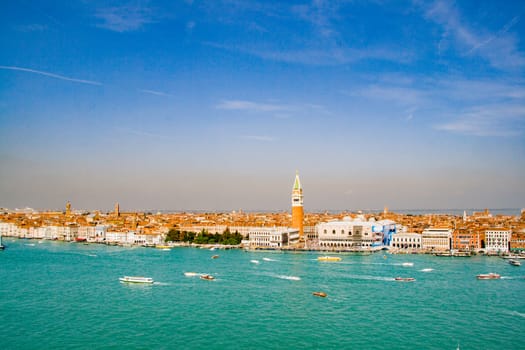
[1,239,524,349]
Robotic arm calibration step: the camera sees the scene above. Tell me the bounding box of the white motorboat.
[119,276,154,284]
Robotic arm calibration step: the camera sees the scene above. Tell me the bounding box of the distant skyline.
[1,0,524,211]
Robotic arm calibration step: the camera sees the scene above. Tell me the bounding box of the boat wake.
[275,275,301,281]
[184,272,199,277]
[507,310,525,318]
[263,257,277,262]
[420,268,434,272]
[250,260,260,264]
[86,254,98,257]
[347,274,395,282]
[153,282,170,286]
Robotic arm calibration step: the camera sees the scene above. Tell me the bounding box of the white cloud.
[95,4,154,32]
[216,100,293,112]
[209,42,413,66]
[0,66,102,86]
[138,89,173,97]
[421,0,525,70]
[434,104,525,137]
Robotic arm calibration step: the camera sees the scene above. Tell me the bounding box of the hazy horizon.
[1,1,524,211]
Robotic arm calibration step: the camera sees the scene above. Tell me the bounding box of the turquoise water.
[1,239,524,349]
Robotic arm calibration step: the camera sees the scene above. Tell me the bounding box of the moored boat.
[0,235,5,250]
[508,259,521,266]
[476,273,501,280]
[211,255,219,259]
[501,255,525,260]
[317,256,341,262]
[200,274,215,280]
[312,291,327,298]
[119,276,154,284]
[75,237,87,242]
[395,277,415,282]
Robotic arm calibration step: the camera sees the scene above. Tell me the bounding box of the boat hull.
[119,276,154,284]
[476,273,500,280]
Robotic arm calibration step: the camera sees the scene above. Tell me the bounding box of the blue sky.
[1,0,524,211]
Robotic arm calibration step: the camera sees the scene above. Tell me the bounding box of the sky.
[0,0,524,212]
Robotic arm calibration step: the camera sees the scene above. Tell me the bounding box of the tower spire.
[291,171,304,240]
[293,170,302,192]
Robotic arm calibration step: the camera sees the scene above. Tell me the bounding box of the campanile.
[291,171,304,239]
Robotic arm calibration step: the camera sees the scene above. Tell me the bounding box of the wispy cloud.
[95,4,154,32]
[208,42,413,66]
[216,99,330,117]
[216,100,293,113]
[240,135,274,142]
[421,0,525,70]
[292,0,341,39]
[345,73,525,135]
[138,89,173,97]
[465,15,521,55]
[0,66,102,86]
[434,105,525,137]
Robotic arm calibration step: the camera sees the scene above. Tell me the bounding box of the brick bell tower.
[291,171,304,239]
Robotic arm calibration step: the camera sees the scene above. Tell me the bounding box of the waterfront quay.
[1,205,524,255]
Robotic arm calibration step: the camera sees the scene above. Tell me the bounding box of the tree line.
[165,227,243,245]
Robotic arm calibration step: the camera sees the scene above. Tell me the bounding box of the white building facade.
[248,227,299,248]
[485,229,511,253]
[421,228,452,251]
[316,217,395,250]
[390,233,422,250]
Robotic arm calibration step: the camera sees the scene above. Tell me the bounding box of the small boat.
[317,256,341,262]
[395,277,415,282]
[501,255,525,260]
[476,273,501,280]
[119,276,154,284]
[155,245,171,249]
[211,255,219,259]
[250,259,260,264]
[0,235,5,250]
[508,259,521,266]
[75,237,87,242]
[402,262,414,267]
[200,274,215,280]
[312,291,327,298]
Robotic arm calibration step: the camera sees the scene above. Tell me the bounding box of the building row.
[0,222,165,246]
[391,227,520,253]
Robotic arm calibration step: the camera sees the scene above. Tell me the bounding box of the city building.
[390,232,422,251]
[421,227,452,251]
[452,227,481,251]
[510,230,525,252]
[291,172,304,239]
[485,229,511,253]
[317,217,395,251]
[247,227,299,248]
